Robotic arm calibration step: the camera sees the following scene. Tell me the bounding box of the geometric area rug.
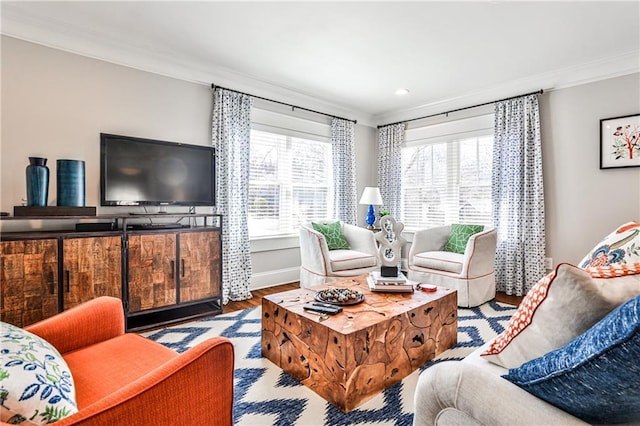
[142,301,516,426]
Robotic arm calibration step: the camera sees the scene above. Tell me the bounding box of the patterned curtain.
[492,94,545,296]
[377,123,406,218]
[331,118,357,224]
[212,88,253,303]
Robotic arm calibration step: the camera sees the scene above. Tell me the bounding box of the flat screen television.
[100,133,215,206]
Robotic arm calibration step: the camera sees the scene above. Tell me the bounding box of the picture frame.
[600,113,640,169]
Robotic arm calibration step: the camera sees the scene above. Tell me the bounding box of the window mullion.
[445,141,460,224]
[279,137,294,233]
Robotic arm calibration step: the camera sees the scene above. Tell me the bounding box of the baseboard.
[250,267,300,291]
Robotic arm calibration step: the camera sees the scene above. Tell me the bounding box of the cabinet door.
[127,233,177,312]
[62,236,122,311]
[179,230,221,304]
[0,239,58,327]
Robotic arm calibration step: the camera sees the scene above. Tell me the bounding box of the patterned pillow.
[443,224,484,254]
[503,295,640,424]
[311,222,349,250]
[481,263,637,369]
[579,221,640,278]
[0,322,78,424]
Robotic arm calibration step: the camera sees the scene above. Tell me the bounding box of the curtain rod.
[211,84,357,124]
[378,89,544,128]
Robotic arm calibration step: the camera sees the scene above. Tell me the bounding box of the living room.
[1,1,639,425]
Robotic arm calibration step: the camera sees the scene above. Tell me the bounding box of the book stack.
[367,271,415,293]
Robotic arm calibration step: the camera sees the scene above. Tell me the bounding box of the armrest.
[408,225,451,264]
[342,223,378,256]
[26,296,125,354]
[58,337,235,426]
[461,228,497,278]
[299,225,331,275]
[414,361,588,426]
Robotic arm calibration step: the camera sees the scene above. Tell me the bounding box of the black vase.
[26,157,49,207]
[57,159,85,207]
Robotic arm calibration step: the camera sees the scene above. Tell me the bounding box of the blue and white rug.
[143,301,516,425]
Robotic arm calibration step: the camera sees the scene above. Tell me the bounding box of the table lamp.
[359,187,383,229]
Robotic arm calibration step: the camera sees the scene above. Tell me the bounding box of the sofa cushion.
[0,322,78,425]
[443,224,483,254]
[63,333,176,408]
[579,221,640,278]
[311,221,350,250]
[328,250,377,272]
[481,263,638,369]
[413,251,464,274]
[503,295,640,424]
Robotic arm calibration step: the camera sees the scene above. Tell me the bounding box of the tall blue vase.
[57,159,85,207]
[26,157,49,207]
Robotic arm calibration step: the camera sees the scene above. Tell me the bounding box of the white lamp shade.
[359,187,383,205]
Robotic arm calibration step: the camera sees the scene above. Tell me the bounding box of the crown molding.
[1,5,377,127]
[374,50,640,127]
[3,3,637,130]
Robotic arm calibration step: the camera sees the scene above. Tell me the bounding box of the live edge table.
[261,274,457,412]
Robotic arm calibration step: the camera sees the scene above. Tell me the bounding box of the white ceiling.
[2,1,639,126]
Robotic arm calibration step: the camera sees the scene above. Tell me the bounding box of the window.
[401,134,493,229]
[248,129,333,237]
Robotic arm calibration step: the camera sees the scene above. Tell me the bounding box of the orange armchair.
[2,297,234,426]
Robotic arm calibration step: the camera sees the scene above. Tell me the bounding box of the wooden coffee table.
[261,274,457,412]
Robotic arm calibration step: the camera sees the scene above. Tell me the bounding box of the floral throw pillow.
[0,322,78,425]
[579,222,640,278]
[311,222,350,250]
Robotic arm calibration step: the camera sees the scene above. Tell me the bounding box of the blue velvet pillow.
[503,294,640,424]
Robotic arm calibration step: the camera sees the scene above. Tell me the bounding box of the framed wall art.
[600,113,640,169]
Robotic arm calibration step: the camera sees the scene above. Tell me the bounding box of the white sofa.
[299,221,379,287]
[413,282,640,425]
[412,349,589,425]
[407,225,497,307]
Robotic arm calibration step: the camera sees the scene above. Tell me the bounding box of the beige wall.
[0,36,378,289]
[355,123,378,225]
[540,73,640,266]
[1,36,211,213]
[3,36,638,288]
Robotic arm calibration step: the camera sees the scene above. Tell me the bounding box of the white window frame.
[248,107,333,240]
[401,114,494,231]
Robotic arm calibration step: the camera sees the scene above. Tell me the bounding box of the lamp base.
[365,204,376,228]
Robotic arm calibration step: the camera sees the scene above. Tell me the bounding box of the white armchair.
[299,220,379,287]
[407,225,497,307]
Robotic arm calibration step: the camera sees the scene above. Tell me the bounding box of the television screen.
[100,133,215,206]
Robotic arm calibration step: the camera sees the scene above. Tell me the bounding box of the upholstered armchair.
[407,225,497,307]
[1,297,234,426]
[299,220,379,287]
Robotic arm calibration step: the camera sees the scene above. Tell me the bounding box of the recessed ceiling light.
[395,88,410,96]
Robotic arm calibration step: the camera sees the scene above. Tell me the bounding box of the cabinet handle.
[170,260,175,279]
[181,259,185,277]
[65,270,70,292]
[49,273,55,295]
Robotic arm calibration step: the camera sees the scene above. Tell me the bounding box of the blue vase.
[57,159,85,207]
[26,157,49,207]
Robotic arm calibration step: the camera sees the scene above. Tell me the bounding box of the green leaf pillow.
[311,222,350,250]
[443,224,484,254]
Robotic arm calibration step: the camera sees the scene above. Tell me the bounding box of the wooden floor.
[224,282,523,314]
